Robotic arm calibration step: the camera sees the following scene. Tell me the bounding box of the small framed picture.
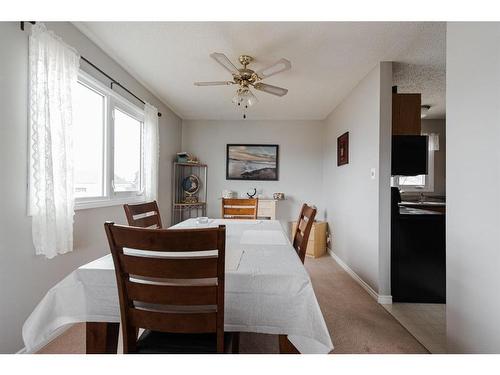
[337,132,349,166]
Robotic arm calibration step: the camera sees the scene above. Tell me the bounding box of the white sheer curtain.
[143,103,159,202]
[28,23,80,259]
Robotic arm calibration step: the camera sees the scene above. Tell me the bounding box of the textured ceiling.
[73,22,446,120]
[392,22,446,119]
[393,63,446,119]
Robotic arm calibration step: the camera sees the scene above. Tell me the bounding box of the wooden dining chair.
[221,198,258,219]
[123,201,162,229]
[292,204,317,264]
[104,222,236,354]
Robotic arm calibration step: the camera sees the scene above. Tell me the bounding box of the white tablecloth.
[22,219,333,353]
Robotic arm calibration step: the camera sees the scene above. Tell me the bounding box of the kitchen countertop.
[399,206,444,215]
[400,201,446,207]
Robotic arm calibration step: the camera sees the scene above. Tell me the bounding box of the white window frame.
[392,148,435,193]
[74,71,146,210]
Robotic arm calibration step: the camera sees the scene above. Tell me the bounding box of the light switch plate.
[370,168,376,179]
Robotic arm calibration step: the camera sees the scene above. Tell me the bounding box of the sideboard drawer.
[258,200,274,209]
[257,199,277,220]
[258,208,273,218]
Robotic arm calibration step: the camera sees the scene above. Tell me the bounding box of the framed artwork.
[226,144,279,181]
[337,132,349,166]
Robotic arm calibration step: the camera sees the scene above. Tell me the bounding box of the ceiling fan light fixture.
[248,92,258,107]
[195,53,290,119]
[421,105,431,118]
[243,89,258,107]
[233,88,258,108]
[232,91,243,105]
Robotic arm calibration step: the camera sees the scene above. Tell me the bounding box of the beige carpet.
[37,255,428,354]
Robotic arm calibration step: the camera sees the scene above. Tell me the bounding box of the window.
[399,174,425,187]
[73,72,145,209]
[73,81,106,199]
[113,108,143,192]
[392,148,435,192]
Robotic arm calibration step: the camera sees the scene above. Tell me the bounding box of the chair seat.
[136,330,234,354]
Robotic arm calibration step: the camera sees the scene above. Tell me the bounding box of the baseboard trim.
[327,249,392,305]
[377,294,393,304]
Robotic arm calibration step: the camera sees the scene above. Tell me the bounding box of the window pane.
[399,175,425,186]
[114,108,142,192]
[73,82,105,198]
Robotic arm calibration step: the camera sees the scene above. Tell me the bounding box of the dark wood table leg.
[232,332,240,353]
[86,322,120,354]
[279,334,300,354]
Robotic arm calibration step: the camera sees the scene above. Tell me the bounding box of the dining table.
[22,218,333,354]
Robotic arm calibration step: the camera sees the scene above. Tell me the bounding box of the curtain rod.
[20,21,162,117]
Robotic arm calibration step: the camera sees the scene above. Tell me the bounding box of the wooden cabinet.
[257,199,277,220]
[392,212,446,303]
[291,220,327,258]
[392,93,421,135]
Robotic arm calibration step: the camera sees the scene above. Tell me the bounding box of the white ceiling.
[73,22,446,120]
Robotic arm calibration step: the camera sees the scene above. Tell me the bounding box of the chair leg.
[232,332,240,353]
[86,322,119,354]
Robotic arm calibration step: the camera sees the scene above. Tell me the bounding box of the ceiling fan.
[194,53,291,118]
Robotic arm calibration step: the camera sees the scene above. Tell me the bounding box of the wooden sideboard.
[291,220,327,258]
[257,199,278,220]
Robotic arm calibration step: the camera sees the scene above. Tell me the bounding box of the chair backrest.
[293,204,317,263]
[221,198,258,219]
[104,222,226,353]
[123,201,163,229]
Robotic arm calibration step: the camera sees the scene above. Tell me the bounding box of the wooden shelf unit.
[172,163,208,225]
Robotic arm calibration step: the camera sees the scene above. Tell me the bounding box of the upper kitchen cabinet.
[392,93,421,135]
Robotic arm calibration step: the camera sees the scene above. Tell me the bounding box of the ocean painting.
[226,144,279,180]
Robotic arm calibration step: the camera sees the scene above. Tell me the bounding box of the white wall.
[446,22,500,353]
[181,120,325,228]
[322,62,392,296]
[377,62,393,297]
[0,22,182,353]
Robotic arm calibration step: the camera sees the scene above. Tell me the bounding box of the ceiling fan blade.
[255,58,291,79]
[194,81,234,86]
[253,82,288,97]
[210,53,240,76]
